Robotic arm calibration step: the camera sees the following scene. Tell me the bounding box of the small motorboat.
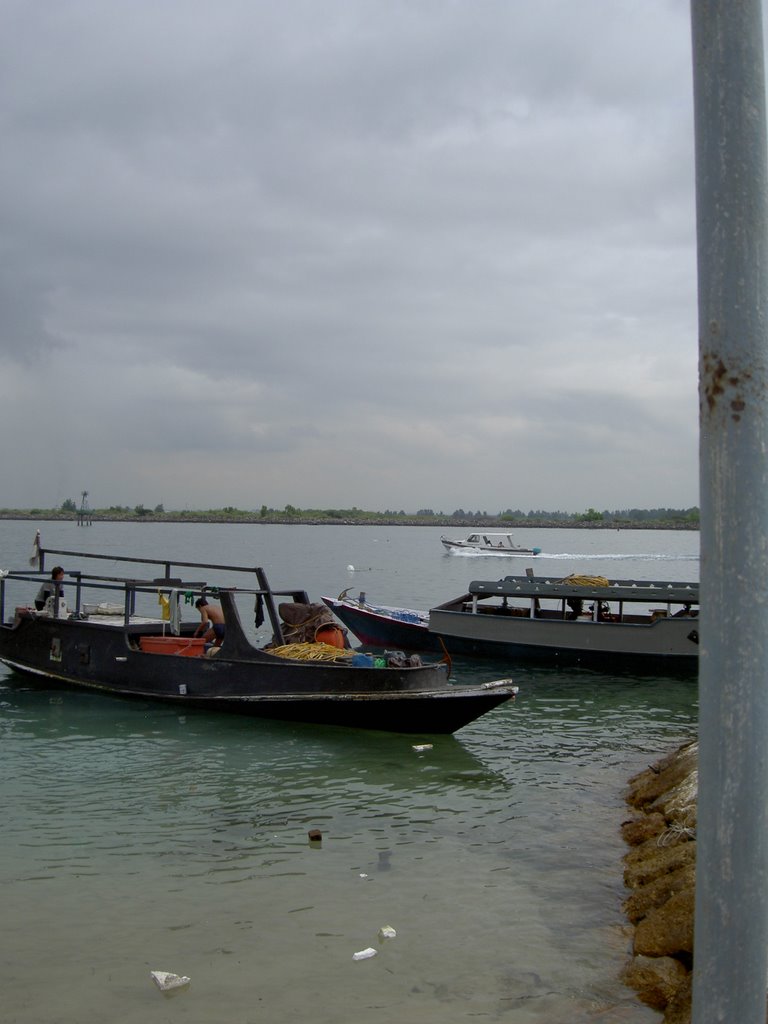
[441,532,541,555]
[322,592,440,652]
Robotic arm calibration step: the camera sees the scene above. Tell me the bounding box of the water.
[0,521,698,1023]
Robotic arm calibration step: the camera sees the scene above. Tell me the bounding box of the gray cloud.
[0,0,700,512]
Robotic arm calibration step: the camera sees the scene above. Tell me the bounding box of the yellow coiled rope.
[269,642,354,662]
[558,574,611,587]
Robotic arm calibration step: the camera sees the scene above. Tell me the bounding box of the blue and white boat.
[440,532,541,556]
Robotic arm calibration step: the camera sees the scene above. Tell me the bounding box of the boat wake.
[534,552,700,562]
[448,550,699,562]
[446,549,545,559]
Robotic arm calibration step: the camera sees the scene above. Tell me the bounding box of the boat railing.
[470,576,699,605]
[2,545,312,645]
[32,544,271,580]
[449,591,698,626]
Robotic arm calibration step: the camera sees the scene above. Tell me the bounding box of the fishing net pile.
[268,642,354,662]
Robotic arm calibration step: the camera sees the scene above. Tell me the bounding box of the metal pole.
[690,2,768,1022]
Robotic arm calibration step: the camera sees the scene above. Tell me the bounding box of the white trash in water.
[352,947,377,961]
[412,743,433,752]
[150,971,191,992]
[378,926,397,940]
[346,564,355,572]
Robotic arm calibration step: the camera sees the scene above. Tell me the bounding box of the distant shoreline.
[0,513,699,531]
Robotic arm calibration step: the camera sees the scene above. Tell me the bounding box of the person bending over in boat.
[35,566,65,610]
[194,597,225,645]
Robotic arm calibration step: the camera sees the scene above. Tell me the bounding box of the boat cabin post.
[255,567,313,647]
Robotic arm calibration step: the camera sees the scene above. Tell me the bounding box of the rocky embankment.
[621,741,698,1024]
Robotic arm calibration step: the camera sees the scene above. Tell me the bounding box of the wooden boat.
[0,541,517,734]
[322,593,442,652]
[441,532,541,556]
[324,573,700,670]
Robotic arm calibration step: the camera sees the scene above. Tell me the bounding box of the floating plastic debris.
[150,971,190,992]
[346,564,355,572]
[308,829,322,843]
[378,926,397,941]
[352,947,377,961]
[412,743,433,752]
[359,872,368,878]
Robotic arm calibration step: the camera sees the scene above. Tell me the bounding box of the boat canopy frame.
[438,574,700,625]
[1,543,312,646]
[469,574,700,605]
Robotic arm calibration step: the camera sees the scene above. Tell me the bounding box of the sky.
[1,0,702,514]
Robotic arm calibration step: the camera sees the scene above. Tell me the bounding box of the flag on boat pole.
[29,531,41,568]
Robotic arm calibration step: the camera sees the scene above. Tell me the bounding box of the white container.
[352,947,377,961]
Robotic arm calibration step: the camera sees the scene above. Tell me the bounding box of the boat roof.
[464,532,517,537]
[468,574,699,604]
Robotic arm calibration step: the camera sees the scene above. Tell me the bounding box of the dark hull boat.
[0,540,516,734]
[321,595,444,652]
[324,573,700,672]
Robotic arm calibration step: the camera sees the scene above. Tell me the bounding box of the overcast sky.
[1,0,702,514]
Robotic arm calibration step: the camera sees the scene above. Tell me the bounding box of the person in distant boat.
[194,597,225,645]
[673,603,697,617]
[35,566,64,610]
[596,601,614,622]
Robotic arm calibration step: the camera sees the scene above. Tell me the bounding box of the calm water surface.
[0,522,698,1023]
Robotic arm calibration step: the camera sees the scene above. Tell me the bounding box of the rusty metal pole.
[690,1,768,1022]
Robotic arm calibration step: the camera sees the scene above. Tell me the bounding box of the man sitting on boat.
[35,566,65,611]
[194,597,225,645]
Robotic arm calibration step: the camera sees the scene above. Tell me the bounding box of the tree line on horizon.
[0,501,701,527]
